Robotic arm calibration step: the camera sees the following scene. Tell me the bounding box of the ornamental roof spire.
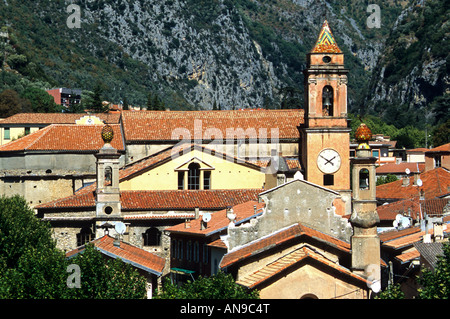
[311,20,342,54]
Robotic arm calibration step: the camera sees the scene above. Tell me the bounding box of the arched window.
[143,227,161,246]
[104,166,112,185]
[359,168,370,190]
[322,85,334,116]
[76,227,93,247]
[188,163,200,190]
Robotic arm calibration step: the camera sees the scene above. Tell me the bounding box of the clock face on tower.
[317,148,341,174]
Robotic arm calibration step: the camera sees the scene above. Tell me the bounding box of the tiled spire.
[311,20,342,53]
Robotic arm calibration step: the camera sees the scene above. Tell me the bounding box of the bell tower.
[95,124,122,224]
[300,20,351,213]
[350,123,381,293]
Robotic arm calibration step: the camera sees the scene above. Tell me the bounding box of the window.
[322,86,334,116]
[323,174,334,186]
[202,243,209,263]
[104,166,112,185]
[172,239,177,258]
[24,127,30,135]
[77,227,93,247]
[188,163,200,190]
[178,171,185,190]
[186,241,192,261]
[204,171,211,190]
[193,241,199,263]
[4,127,10,140]
[359,169,370,190]
[372,150,379,158]
[434,156,442,168]
[178,240,183,260]
[143,227,161,246]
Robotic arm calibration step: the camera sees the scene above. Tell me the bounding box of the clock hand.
[320,155,335,166]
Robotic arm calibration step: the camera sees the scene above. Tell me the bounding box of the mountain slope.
[0,0,420,112]
[362,0,449,129]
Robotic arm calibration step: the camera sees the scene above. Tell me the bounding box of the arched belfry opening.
[322,85,333,116]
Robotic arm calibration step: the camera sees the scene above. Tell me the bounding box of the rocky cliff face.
[362,0,449,128]
[5,0,443,116]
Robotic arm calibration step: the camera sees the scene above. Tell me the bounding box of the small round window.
[323,56,331,63]
[104,206,113,215]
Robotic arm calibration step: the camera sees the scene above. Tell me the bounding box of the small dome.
[355,123,372,144]
[101,124,114,144]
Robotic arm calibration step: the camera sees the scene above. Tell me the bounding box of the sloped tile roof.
[377,198,449,222]
[376,168,450,201]
[426,143,450,153]
[36,189,263,211]
[0,112,120,125]
[376,162,425,175]
[121,109,303,142]
[236,245,368,289]
[0,124,124,152]
[395,248,420,264]
[66,235,165,276]
[414,242,445,269]
[220,223,350,269]
[166,200,266,236]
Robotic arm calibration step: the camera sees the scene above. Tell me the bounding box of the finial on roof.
[311,20,342,54]
[355,123,372,149]
[101,124,114,144]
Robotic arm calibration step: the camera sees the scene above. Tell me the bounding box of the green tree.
[0,89,32,117]
[431,120,449,147]
[155,271,259,299]
[0,195,67,298]
[89,83,106,113]
[0,195,147,299]
[375,283,405,299]
[418,242,450,299]
[20,87,61,113]
[376,174,399,186]
[65,244,147,299]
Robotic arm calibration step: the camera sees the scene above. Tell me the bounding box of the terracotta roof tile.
[220,223,350,269]
[166,200,266,236]
[426,143,450,153]
[0,112,120,125]
[121,109,303,142]
[0,124,124,152]
[236,245,368,289]
[66,235,165,275]
[395,248,420,263]
[376,168,450,201]
[376,162,425,175]
[36,189,263,211]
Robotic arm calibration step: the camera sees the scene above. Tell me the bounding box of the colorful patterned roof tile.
[311,20,342,54]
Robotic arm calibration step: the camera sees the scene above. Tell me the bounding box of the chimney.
[402,176,410,187]
[185,219,191,229]
[413,172,420,186]
[113,235,120,247]
[195,207,199,219]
